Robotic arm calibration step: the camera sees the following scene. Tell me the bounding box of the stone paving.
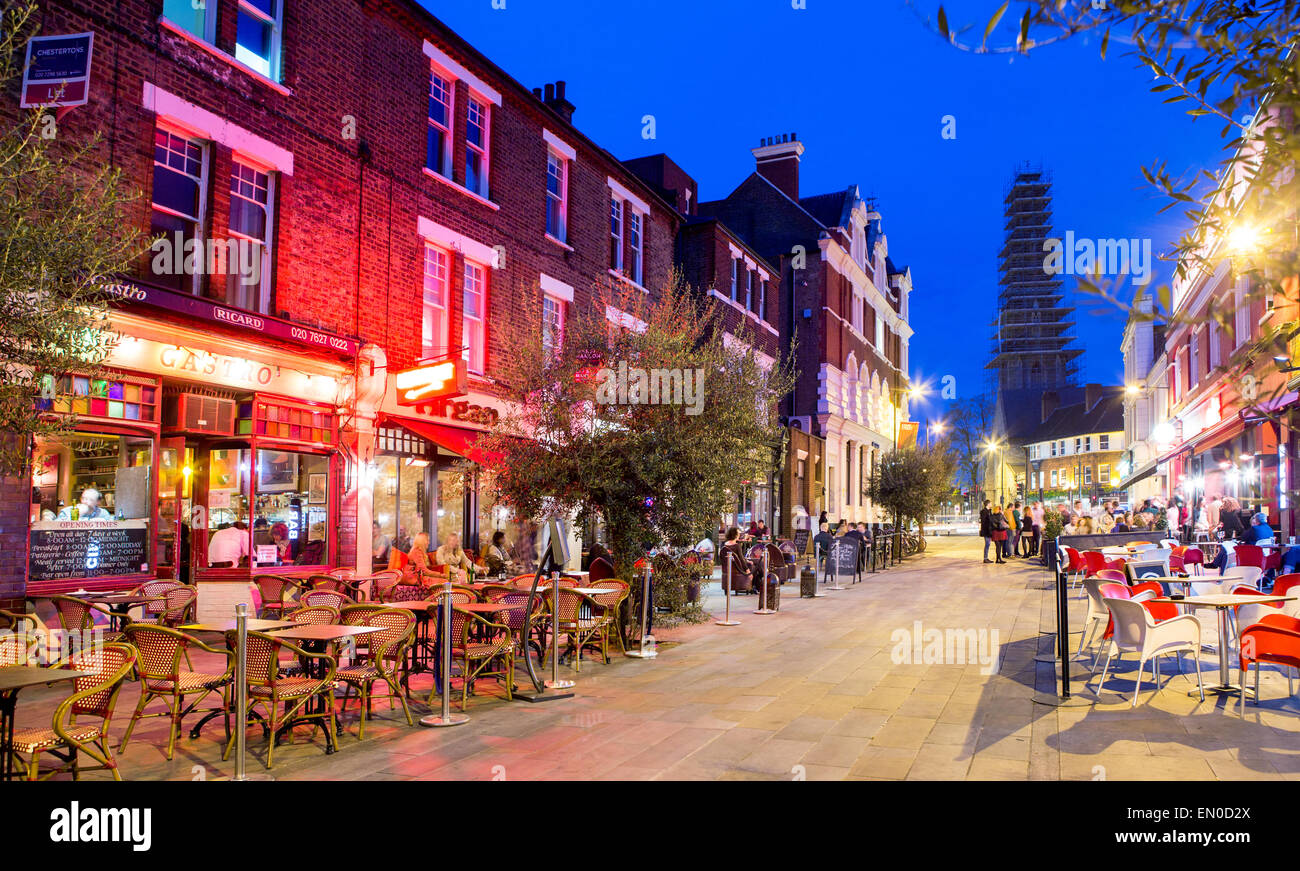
[16,534,1300,780]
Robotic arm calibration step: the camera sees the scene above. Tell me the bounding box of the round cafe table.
[1150,593,1296,696]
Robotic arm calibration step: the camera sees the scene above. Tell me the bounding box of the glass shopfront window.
[29,433,156,583]
[251,449,330,567]
[436,467,464,550]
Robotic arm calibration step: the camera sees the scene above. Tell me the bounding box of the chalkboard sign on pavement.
[792,528,810,556]
[29,520,149,581]
[828,536,860,578]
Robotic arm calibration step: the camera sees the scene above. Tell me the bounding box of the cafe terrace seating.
[253,575,306,619]
[310,573,365,601]
[7,643,136,781]
[1239,614,1300,711]
[46,595,128,645]
[442,607,514,711]
[119,624,233,761]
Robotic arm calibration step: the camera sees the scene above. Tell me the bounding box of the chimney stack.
[1085,383,1103,411]
[751,132,804,201]
[1041,390,1060,424]
[538,80,575,123]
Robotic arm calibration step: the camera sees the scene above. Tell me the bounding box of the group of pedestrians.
[978,499,1045,564]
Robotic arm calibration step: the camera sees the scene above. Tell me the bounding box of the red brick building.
[700,135,916,529]
[4,0,680,610]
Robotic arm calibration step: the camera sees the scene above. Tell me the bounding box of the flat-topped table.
[179,619,297,633]
[1151,593,1297,695]
[0,665,85,780]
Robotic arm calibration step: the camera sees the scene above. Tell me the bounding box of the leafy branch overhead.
[472,271,795,578]
[0,1,142,476]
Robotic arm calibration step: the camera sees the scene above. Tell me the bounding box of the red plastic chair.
[1264,549,1283,575]
[1061,546,1086,586]
[1095,569,1128,584]
[1131,581,1178,622]
[1169,554,1185,573]
[1235,545,1265,570]
[1239,621,1300,710]
[1274,573,1300,599]
[1083,551,1109,578]
[1182,548,1205,575]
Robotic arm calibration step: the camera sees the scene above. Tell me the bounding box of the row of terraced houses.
[0,0,916,610]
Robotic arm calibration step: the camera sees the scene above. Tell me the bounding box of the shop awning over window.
[387,418,503,466]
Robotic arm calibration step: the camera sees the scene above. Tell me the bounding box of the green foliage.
[0,1,142,475]
[866,444,959,531]
[473,272,795,579]
[648,551,709,627]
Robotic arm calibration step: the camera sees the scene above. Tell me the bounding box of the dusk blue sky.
[422,0,1230,426]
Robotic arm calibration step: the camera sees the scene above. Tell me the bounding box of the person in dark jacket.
[979,500,996,564]
[720,527,757,592]
[812,522,835,571]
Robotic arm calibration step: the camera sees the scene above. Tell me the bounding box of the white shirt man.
[57,487,112,521]
[208,522,250,566]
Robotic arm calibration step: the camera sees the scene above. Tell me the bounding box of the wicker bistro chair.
[365,571,402,603]
[119,624,234,760]
[435,606,514,711]
[544,587,609,672]
[151,586,197,628]
[288,605,342,625]
[327,567,357,581]
[6,642,137,781]
[336,606,415,739]
[485,587,549,665]
[309,574,365,601]
[129,580,182,622]
[588,579,630,656]
[0,610,43,666]
[300,589,354,611]
[45,595,128,646]
[222,630,338,770]
[253,575,306,619]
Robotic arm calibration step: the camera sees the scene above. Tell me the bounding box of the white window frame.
[758,274,768,320]
[1050,469,1058,487]
[545,148,568,243]
[427,70,454,178]
[1099,464,1111,484]
[744,265,753,311]
[610,195,623,272]
[226,157,275,313]
[542,293,565,358]
[151,125,208,296]
[1100,434,1109,450]
[234,0,284,82]
[628,210,643,286]
[730,257,739,301]
[163,0,217,44]
[465,95,490,198]
[1084,465,1093,486]
[874,312,885,350]
[421,244,450,360]
[462,259,487,374]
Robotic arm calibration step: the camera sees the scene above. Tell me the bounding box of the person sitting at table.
[1112,513,1130,533]
[812,522,834,569]
[720,527,756,592]
[435,532,474,572]
[484,530,515,576]
[208,520,250,567]
[57,487,112,521]
[271,522,292,564]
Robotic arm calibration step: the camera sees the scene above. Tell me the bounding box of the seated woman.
[484,530,515,576]
[435,532,474,573]
[1112,513,1130,533]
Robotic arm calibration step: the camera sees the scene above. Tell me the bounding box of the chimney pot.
[1085,382,1103,410]
[1041,391,1060,424]
[781,133,788,143]
[532,87,542,99]
[556,80,566,100]
[544,83,555,102]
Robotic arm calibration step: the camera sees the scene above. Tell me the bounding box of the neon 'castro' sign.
[394,359,468,405]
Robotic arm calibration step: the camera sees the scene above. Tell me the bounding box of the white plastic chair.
[1090,597,1205,706]
[1076,577,1110,660]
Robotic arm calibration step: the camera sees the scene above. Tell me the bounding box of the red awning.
[393,419,503,465]
[1154,416,1245,466]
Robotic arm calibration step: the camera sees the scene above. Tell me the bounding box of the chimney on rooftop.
[1041,390,1059,424]
[539,80,575,123]
[752,132,804,201]
[1085,383,1103,411]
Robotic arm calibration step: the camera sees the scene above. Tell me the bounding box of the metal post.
[546,571,575,688]
[755,547,775,614]
[234,602,248,782]
[421,579,469,726]
[716,552,740,626]
[626,562,657,658]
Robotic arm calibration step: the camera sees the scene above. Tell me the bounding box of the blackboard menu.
[792,529,810,556]
[29,520,150,581]
[828,537,860,577]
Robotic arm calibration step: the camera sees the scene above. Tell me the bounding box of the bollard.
[626,562,658,658]
[421,579,469,727]
[234,602,248,782]
[716,553,740,626]
[545,571,576,688]
[754,548,775,615]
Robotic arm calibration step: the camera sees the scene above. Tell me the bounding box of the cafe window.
[371,426,432,570]
[252,450,330,567]
[422,244,449,359]
[238,399,336,444]
[235,0,284,81]
[463,260,487,374]
[30,434,155,583]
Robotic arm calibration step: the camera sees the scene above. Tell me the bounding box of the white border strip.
[540,273,574,302]
[418,215,499,267]
[606,304,647,333]
[542,128,576,162]
[423,40,502,106]
[143,82,293,175]
[607,176,649,214]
